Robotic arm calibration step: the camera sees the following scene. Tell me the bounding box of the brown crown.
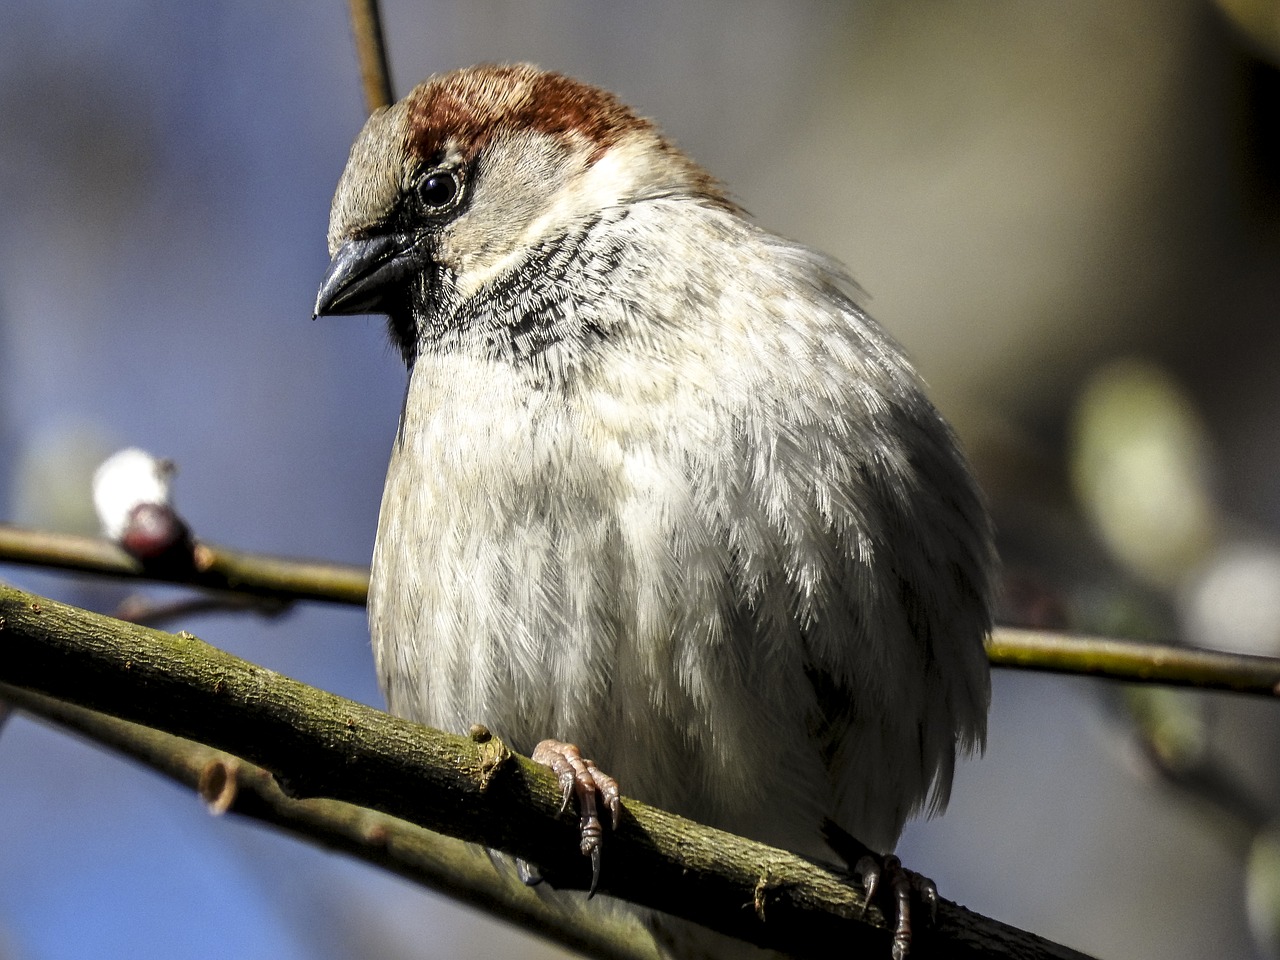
[404,64,653,165]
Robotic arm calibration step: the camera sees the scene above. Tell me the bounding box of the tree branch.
[346,0,394,112]
[4,521,1280,696]
[0,523,368,605]
[0,681,659,960]
[0,583,1091,960]
[988,628,1280,696]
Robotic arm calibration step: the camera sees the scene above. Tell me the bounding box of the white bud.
[92,448,176,541]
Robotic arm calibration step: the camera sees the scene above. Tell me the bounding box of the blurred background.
[2,1,1280,958]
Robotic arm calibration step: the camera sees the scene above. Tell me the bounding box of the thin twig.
[113,592,291,628]
[0,523,368,606]
[988,628,1280,697]
[6,522,1280,696]
[347,0,394,112]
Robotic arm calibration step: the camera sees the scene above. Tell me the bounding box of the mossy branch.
[0,583,1091,960]
[0,680,660,960]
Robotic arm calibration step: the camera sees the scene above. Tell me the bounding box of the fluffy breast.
[369,200,991,852]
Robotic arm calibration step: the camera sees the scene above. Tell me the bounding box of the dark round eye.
[416,169,461,212]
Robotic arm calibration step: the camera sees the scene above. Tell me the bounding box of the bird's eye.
[416,169,462,213]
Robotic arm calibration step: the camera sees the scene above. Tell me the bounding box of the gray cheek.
[440,133,579,271]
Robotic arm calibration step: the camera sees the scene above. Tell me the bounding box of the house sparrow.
[315,63,994,958]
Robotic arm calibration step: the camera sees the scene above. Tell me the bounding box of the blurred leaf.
[9,422,114,535]
[1071,360,1217,588]
[1216,0,1280,67]
[1248,822,1280,956]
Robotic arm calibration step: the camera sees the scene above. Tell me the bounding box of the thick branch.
[0,584,1090,960]
[0,681,659,960]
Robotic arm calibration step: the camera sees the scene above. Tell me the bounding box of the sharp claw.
[855,854,881,917]
[919,880,938,925]
[515,858,543,886]
[851,850,940,959]
[532,739,620,896]
[557,771,575,814]
[588,845,601,898]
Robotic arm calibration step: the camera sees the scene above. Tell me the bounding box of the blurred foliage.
[8,422,114,536]
[1217,0,1280,65]
[1251,824,1280,955]
[1071,360,1218,589]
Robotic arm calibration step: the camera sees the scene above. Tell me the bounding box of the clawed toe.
[855,853,937,960]
[824,819,938,959]
[531,738,621,896]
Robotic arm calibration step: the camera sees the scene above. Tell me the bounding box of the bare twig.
[113,592,291,628]
[0,523,368,606]
[6,522,1280,697]
[988,628,1280,697]
[347,0,394,112]
[0,583,1092,960]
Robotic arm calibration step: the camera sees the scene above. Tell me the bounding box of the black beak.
[313,234,423,318]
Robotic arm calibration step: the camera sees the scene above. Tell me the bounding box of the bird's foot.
[854,853,938,960]
[531,738,621,897]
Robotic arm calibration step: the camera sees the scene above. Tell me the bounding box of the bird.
[314,63,994,959]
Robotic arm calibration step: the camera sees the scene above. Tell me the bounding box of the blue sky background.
[2,2,1278,959]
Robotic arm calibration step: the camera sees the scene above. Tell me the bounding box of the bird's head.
[314,63,726,363]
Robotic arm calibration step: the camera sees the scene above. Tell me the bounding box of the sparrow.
[315,63,994,958]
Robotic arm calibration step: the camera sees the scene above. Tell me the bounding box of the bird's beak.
[313,234,422,318]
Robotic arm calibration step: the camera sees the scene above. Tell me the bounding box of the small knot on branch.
[197,758,239,815]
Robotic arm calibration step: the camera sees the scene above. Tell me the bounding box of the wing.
[670,226,995,850]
